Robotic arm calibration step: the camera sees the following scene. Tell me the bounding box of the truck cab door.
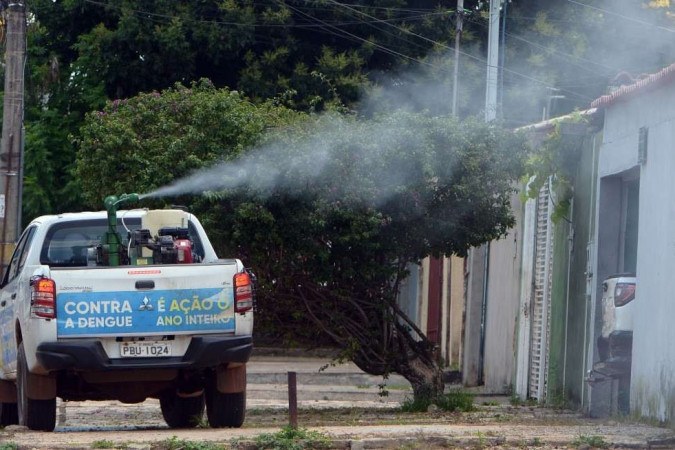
[0,226,36,378]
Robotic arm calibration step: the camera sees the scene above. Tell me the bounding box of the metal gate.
[528,182,554,401]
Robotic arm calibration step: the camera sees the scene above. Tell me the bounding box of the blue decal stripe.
[57,288,235,336]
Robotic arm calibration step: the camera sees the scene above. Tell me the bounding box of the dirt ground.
[1,356,674,449]
[1,399,674,449]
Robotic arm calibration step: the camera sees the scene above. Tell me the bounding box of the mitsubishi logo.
[139,296,154,311]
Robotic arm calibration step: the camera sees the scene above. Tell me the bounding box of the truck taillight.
[234,272,253,313]
[614,282,636,307]
[31,276,56,319]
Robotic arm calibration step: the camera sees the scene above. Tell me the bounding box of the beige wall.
[447,256,464,368]
[416,256,465,370]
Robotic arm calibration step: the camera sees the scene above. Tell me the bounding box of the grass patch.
[91,440,119,449]
[0,443,18,450]
[384,384,412,391]
[153,436,226,450]
[509,395,538,407]
[254,425,331,449]
[528,437,544,447]
[400,396,433,413]
[436,389,475,412]
[572,434,609,448]
[401,389,474,413]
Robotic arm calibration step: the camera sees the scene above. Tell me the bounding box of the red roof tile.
[590,63,675,109]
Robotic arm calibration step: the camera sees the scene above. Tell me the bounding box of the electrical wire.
[248,2,446,14]
[298,0,447,59]
[49,0,597,103]
[280,1,439,69]
[79,0,448,28]
[503,32,619,76]
[564,0,675,33]
[323,0,594,101]
[460,15,619,89]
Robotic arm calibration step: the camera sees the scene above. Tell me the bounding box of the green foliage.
[76,79,302,207]
[401,389,475,413]
[529,437,544,447]
[522,114,589,222]
[22,0,465,227]
[436,389,475,412]
[509,395,539,407]
[400,395,433,413]
[19,17,109,224]
[30,0,458,113]
[91,440,122,449]
[19,0,675,229]
[156,436,226,450]
[548,388,569,410]
[253,426,331,450]
[77,83,529,398]
[572,434,609,449]
[0,443,18,450]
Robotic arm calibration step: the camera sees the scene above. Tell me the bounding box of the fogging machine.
[99,193,197,266]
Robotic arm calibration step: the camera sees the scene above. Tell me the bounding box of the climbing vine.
[522,111,590,222]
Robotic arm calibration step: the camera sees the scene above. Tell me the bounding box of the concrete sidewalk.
[248,354,410,386]
[247,354,411,408]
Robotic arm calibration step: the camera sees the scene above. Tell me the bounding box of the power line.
[58,0,596,103]
[280,1,438,69]
[79,0,448,28]
[323,0,593,101]
[71,0,446,69]
[251,2,449,14]
[564,0,675,33]
[301,0,446,59]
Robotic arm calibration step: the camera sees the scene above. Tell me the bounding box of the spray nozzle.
[104,193,140,211]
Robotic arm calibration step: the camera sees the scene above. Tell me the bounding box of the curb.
[252,346,339,358]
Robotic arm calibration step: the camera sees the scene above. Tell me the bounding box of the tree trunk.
[391,323,445,401]
[293,282,446,402]
[350,322,446,402]
[396,349,445,401]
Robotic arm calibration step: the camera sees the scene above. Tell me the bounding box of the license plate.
[120,341,171,358]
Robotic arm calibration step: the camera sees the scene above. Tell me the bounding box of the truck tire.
[17,342,56,431]
[0,402,18,426]
[205,387,246,428]
[160,391,205,428]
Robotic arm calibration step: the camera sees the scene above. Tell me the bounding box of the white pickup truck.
[0,207,254,431]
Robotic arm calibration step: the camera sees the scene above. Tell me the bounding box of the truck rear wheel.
[205,387,246,428]
[0,402,18,426]
[17,342,56,431]
[160,391,205,428]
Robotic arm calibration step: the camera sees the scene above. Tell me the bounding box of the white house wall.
[483,192,524,393]
[600,82,675,421]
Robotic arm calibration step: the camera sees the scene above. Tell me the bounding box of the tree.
[77,81,530,401]
[21,0,675,226]
[22,0,464,223]
[29,0,463,111]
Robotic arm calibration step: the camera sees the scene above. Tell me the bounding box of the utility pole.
[485,0,501,122]
[451,0,464,117]
[464,0,502,388]
[498,0,508,120]
[0,0,26,269]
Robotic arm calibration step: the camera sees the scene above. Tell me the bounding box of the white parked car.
[599,274,636,363]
